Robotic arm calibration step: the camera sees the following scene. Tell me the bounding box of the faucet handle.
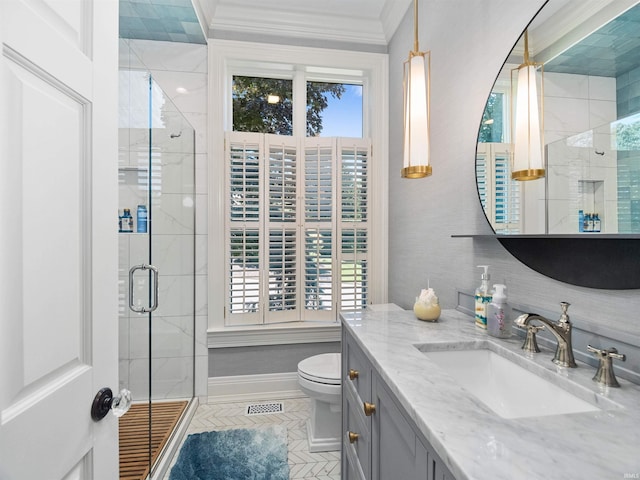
[587,345,626,388]
[521,325,544,353]
[587,345,626,361]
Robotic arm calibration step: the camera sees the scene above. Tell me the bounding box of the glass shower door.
[147,72,196,477]
[118,39,195,480]
[118,59,155,479]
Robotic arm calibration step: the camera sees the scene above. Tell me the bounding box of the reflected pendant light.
[401,0,431,178]
[511,30,545,181]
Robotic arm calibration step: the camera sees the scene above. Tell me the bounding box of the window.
[478,92,505,143]
[232,76,293,135]
[225,132,370,326]
[307,82,363,137]
[209,40,388,338]
[477,76,521,233]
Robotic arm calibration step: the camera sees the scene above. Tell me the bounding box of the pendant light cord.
[413,0,419,53]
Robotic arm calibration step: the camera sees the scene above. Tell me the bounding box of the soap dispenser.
[487,284,511,338]
[474,265,492,329]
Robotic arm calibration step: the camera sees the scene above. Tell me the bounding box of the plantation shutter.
[494,148,521,233]
[303,138,336,321]
[475,144,489,211]
[338,139,369,311]
[224,132,371,326]
[227,133,263,326]
[476,143,522,234]
[264,135,299,323]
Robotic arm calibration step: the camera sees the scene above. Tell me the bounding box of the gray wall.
[209,342,341,377]
[388,0,640,375]
[208,0,640,382]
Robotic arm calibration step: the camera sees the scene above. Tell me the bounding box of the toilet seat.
[297,353,341,385]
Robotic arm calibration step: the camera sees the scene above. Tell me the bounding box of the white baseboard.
[207,372,306,403]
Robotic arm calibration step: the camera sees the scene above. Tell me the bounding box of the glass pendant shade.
[511,38,545,181]
[402,52,431,178]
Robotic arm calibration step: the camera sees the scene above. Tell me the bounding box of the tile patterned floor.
[163,396,341,480]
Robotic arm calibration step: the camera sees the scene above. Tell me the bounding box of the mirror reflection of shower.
[476,1,640,235]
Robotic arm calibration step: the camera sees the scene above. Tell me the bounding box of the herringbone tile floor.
[164,396,341,480]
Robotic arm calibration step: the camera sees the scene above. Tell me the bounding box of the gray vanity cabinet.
[371,374,429,479]
[342,328,455,480]
[343,330,373,480]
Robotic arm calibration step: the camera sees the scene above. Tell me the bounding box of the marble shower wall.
[616,66,640,233]
[544,72,617,234]
[118,39,208,401]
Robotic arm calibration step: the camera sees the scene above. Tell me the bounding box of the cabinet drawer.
[344,437,367,480]
[345,335,372,402]
[345,394,370,480]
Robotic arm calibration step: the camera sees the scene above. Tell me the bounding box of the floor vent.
[245,402,284,416]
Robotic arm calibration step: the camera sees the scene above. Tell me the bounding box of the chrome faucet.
[514,302,577,368]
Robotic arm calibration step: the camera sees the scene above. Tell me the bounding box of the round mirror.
[475,0,640,289]
[477,0,640,236]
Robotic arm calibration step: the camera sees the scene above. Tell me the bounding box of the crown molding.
[380,0,413,43]
[211,7,386,45]
[194,0,411,46]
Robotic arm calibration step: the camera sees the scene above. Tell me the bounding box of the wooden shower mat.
[119,400,188,480]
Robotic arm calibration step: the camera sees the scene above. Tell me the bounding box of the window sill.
[207,321,342,348]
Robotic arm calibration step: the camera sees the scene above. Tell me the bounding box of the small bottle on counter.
[593,213,601,232]
[474,265,492,329]
[487,284,511,338]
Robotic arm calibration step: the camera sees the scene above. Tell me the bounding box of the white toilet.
[297,353,342,452]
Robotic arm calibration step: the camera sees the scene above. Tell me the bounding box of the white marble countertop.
[341,308,640,480]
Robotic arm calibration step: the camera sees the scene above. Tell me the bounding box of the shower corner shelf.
[118,166,149,172]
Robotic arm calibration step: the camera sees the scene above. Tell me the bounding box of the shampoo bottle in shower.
[137,205,147,233]
[122,208,133,233]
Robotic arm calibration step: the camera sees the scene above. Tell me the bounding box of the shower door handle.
[129,264,159,313]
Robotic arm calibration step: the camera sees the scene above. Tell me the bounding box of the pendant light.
[511,30,545,181]
[401,0,431,179]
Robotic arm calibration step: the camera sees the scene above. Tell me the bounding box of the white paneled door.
[0,0,119,479]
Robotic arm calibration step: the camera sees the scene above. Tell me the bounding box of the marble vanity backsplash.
[456,289,640,385]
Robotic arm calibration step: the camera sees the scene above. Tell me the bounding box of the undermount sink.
[416,342,603,419]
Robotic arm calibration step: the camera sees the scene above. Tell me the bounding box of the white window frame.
[208,39,389,346]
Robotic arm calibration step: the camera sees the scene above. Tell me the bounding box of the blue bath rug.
[169,425,289,480]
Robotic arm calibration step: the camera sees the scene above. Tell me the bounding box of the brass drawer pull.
[348,431,360,443]
[363,402,376,416]
[348,369,359,380]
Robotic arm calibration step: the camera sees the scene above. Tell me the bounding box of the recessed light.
[267,94,280,104]
[176,87,189,94]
